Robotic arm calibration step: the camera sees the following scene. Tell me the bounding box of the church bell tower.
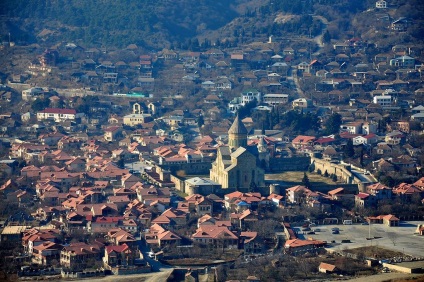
[228,114,248,151]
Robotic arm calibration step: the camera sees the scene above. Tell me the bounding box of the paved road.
[311,15,329,51]
[295,221,424,257]
[351,169,374,183]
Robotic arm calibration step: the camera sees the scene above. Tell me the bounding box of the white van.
[343,220,352,225]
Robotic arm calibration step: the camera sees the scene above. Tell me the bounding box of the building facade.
[209,116,265,191]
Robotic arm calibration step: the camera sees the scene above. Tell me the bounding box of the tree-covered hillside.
[0,0,422,49]
[0,0,240,48]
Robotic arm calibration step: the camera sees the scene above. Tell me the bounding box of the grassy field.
[265,171,343,185]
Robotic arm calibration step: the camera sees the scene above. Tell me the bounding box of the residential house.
[37,108,84,122]
[308,60,324,74]
[103,243,136,268]
[355,192,375,208]
[60,242,103,270]
[373,95,392,107]
[375,0,387,8]
[144,224,181,248]
[106,228,137,248]
[241,89,261,106]
[366,183,392,201]
[319,262,338,274]
[353,134,378,146]
[230,209,258,229]
[185,194,214,215]
[192,225,238,249]
[292,98,313,109]
[240,232,264,254]
[392,183,423,202]
[267,193,284,207]
[292,136,316,149]
[104,126,122,142]
[327,187,354,202]
[385,131,404,145]
[373,158,395,172]
[263,94,289,106]
[32,241,63,266]
[285,185,311,204]
[390,55,415,68]
[224,191,264,212]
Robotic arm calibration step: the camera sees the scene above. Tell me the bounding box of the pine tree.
[344,139,355,158]
[302,172,310,188]
[323,30,331,44]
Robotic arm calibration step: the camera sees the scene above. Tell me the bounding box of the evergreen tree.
[323,30,331,44]
[197,115,204,128]
[323,113,342,135]
[344,139,355,158]
[308,163,315,173]
[302,172,310,188]
[31,97,50,111]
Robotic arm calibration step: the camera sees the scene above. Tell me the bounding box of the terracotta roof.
[106,243,130,254]
[319,262,337,272]
[285,238,325,248]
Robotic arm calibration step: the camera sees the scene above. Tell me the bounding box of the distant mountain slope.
[0,0,421,49]
[0,0,242,48]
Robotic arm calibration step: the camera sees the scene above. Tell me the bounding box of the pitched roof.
[319,262,337,272]
[228,114,248,135]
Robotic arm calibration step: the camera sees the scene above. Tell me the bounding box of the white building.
[263,94,289,106]
[376,0,387,9]
[37,108,84,122]
[373,95,392,107]
[292,98,313,109]
[340,122,362,134]
[241,89,261,106]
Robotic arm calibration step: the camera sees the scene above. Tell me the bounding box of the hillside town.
[0,1,424,281]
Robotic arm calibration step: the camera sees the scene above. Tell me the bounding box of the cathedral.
[209,115,267,191]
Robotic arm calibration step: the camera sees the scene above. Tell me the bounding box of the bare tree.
[297,257,314,278]
[215,265,227,282]
[387,232,398,246]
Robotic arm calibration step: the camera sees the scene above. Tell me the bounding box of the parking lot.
[292,221,424,258]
